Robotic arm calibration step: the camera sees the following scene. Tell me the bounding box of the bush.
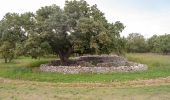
[26,60,49,68]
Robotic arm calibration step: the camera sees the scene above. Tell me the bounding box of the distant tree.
[115,37,127,55]
[147,34,170,54]
[147,35,158,52]
[0,12,37,62]
[157,34,170,54]
[0,41,15,63]
[0,13,24,63]
[127,33,148,53]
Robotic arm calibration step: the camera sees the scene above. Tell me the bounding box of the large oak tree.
[0,0,125,64]
[35,0,125,64]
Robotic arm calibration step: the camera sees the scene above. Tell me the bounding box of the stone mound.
[79,55,128,67]
[40,55,148,74]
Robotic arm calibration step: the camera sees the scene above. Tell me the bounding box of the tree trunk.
[4,58,8,63]
[58,48,72,65]
[58,54,69,65]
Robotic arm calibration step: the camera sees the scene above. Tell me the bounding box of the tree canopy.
[126,33,148,53]
[147,34,170,54]
[0,0,125,63]
[35,0,125,64]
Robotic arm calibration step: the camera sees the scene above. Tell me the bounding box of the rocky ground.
[40,55,148,74]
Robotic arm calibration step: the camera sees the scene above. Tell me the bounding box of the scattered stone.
[40,64,148,74]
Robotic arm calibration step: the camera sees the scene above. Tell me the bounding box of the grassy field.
[0,77,170,100]
[0,53,170,83]
[0,53,170,100]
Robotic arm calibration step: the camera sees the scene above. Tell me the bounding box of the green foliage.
[160,34,170,54]
[127,33,148,53]
[127,33,170,54]
[0,0,125,63]
[147,35,158,52]
[20,12,36,34]
[26,60,50,68]
[0,11,52,61]
[0,0,127,64]
[36,0,125,63]
[0,13,24,63]
[114,37,127,55]
[15,43,25,56]
[24,33,51,59]
[147,34,170,54]
[0,41,15,63]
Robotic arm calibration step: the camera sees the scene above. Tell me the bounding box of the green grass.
[0,53,170,83]
[0,81,170,100]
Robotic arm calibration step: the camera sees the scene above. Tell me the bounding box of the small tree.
[147,35,158,52]
[147,34,170,54]
[157,34,170,54]
[0,13,24,63]
[0,41,15,63]
[24,33,51,59]
[127,33,148,53]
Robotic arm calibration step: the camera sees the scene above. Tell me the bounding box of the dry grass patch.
[0,77,170,100]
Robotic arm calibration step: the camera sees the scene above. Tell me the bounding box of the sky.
[0,0,170,38]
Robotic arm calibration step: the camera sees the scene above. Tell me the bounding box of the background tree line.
[126,33,170,54]
[0,0,126,63]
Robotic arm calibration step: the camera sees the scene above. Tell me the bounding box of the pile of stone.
[40,55,148,74]
[78,55,128,67]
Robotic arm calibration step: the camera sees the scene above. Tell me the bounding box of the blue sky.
[0,0,170,37]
